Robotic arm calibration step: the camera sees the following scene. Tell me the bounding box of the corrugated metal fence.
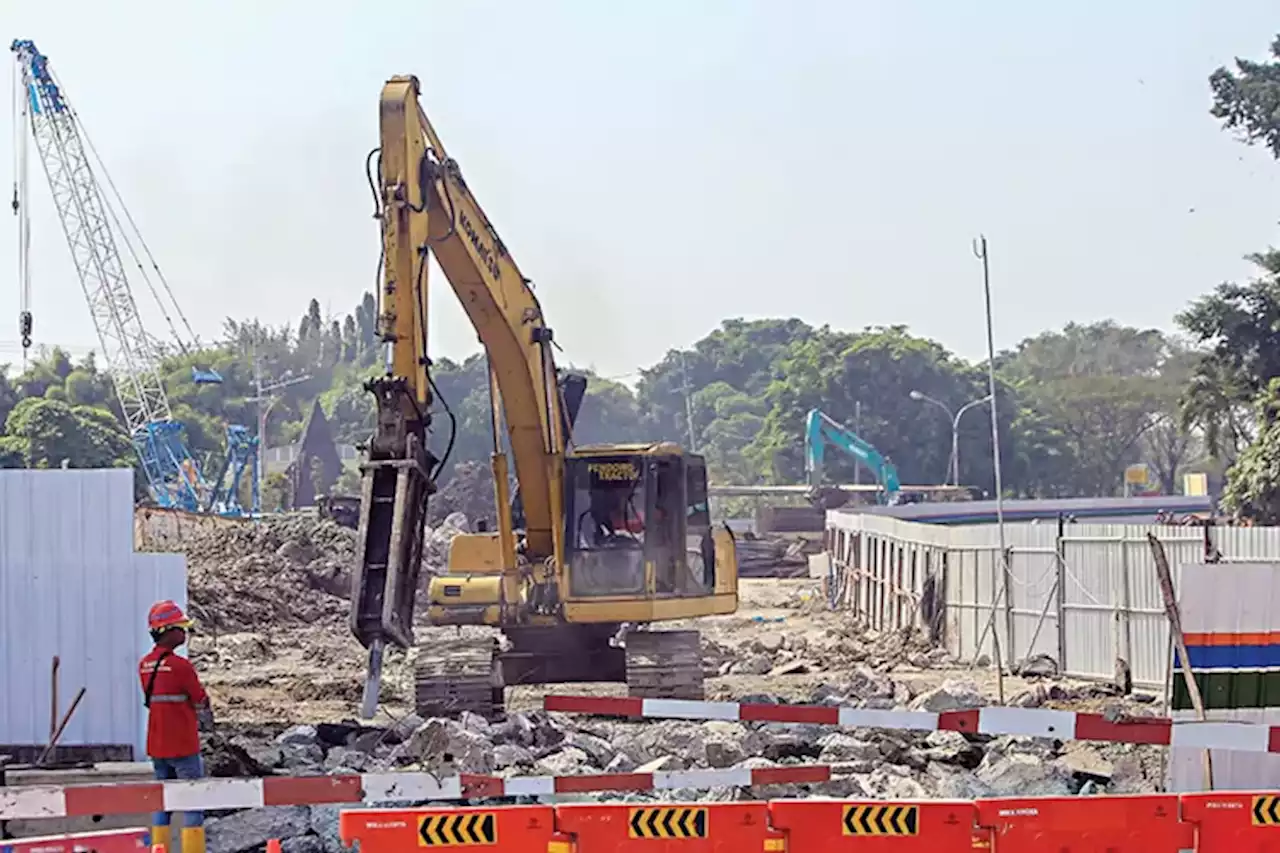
[0,470,187,758]
[824,512,1280,689]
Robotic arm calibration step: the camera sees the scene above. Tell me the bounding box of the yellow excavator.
[349,75,739,720]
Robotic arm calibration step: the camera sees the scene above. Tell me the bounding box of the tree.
[750,325,1003,489]
[1176,251,1280,457]
[1,397,132,469]
[1221,378,1280,521]
[1002,322,1176,496]
[1210,36,1280,159]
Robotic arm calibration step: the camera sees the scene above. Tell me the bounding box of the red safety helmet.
[147,600,193,633]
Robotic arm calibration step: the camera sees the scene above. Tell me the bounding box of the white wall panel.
[0,469,187,757]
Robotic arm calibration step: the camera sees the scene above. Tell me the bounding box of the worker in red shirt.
[139,601,213,853]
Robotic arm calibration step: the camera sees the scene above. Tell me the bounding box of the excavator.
[348,75,739,720]
[804,408,902,509]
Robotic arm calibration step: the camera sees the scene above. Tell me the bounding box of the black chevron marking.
[904,806,919,835]
[874,807,890,834]
[464,814,480,844]
[1269,797,1280,825]
[661,809,677,837]
[692,809,707,837]
[419,816,434,845]
[843,807,857,835]
[480,813,496,844]
[630,810,645,837]
[859,807,874,835]
[646,808,660,836]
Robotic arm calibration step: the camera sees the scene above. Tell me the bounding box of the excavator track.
[625,630,705,700]
[414,638,504,720]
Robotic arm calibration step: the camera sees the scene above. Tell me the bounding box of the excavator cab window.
[686,455,715,590]
[564,455,649,597]
[648,457,685,594]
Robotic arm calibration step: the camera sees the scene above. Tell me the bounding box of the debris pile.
[185,512,473,632]
[735,536,812,578]
[427,461,497,528]
[203,674,1165,852]
[186,515,357,632]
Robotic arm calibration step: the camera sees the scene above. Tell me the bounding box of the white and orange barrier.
[0,765,829,822]
[0,826,149,853]
[545,694,1279,754]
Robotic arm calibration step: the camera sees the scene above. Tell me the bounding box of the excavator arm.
[350,75,569,716]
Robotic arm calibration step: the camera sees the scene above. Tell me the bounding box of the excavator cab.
[563,444,716,600]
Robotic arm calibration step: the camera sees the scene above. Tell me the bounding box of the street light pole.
[247,354,311,514]
[908,391,954,485]
[909,390,992,486]
[951,395,994,486]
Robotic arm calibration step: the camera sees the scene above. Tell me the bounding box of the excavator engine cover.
[427,575,503,625]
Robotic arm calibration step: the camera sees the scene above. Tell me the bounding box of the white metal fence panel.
[825,512,1280,691]
[0,469,187,758]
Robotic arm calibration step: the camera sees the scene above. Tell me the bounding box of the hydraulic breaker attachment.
[350,376,437,719]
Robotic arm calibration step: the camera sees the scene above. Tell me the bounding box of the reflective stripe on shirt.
[150,694,189,703]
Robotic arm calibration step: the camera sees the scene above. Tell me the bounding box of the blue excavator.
[803,408,901,508]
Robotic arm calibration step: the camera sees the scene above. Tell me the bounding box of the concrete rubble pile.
[203,672,1165,852]
[185,512,471,633]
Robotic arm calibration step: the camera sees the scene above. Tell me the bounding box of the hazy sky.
[2,1,1279,382]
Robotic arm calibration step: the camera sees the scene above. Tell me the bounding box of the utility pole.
[246,352,310,513]
[679,351,697,452]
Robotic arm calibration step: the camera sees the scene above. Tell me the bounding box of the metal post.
[975,234,1008,697]
[248,353,310,514]
[1055,514,1068,669]
[950,414,961,486]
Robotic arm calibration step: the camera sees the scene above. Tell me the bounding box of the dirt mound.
[427,461,496,527]
[185,515,356,633]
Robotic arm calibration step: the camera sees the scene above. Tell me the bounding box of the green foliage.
[1222,379,1280,521]
[1175,251,1280,458]
[2,396,132,469]
[1210,36,1280,159]
[1002,322,1187,497]
[0,292,1215,502]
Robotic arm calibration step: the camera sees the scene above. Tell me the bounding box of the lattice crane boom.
[11,39,208,509]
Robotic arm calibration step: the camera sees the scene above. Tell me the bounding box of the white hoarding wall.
[0,469,187,758]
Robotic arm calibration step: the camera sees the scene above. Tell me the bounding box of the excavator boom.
[349,75,569,717]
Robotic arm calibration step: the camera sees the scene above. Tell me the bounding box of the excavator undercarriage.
[414,627,705,720]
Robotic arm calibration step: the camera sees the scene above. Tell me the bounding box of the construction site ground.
[193,577,1040,727]
[168,514,1169,818]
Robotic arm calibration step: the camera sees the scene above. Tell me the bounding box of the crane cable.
[12,59,31,363]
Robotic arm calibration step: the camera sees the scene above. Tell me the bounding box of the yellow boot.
[149,825,171,852]
[181,826,206,853]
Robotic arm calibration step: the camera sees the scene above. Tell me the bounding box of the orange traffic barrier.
[770,798,975,853]
[975,794,1190,852]
[338,805,557,853]
[1181,790,1280,852]
[554,802,781,853]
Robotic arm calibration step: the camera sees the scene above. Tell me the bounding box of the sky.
[1,1,1279,383]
